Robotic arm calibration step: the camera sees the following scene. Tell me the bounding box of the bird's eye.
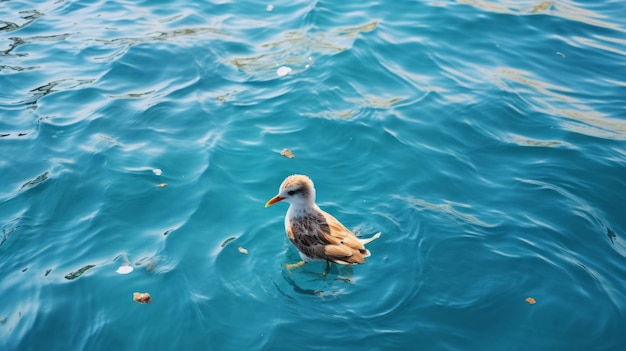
[287,190,296,196]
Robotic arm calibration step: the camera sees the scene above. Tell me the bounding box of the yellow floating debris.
[133,292,152,304]
[280,148,295,158]
[530,1,552,13]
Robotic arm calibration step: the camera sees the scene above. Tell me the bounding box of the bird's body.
[265,174,380,266]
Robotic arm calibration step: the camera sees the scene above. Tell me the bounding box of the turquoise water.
[2,0,626,349]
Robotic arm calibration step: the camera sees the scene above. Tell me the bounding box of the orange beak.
[265,195,285,207]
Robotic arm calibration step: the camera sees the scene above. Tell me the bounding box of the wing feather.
[285,209,374,265]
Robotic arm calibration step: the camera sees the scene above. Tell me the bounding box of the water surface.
[1,0,626,350]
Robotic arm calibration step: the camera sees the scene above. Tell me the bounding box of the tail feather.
[359,232,381,246]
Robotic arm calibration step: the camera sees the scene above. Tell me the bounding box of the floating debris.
[216,90,239,103]
[365,95,404,108]
[96,134,123,146]
[525,297,536,305]
[116,265,134,274]
[152,169,162,176]
[276,66,292,77]
[134,257,157,272]
[280,148,295,158]
[303,109,354,119]
[221,236,237,247]
[530,2,552,13]
[44,269,51,276]
[65,264,96,280]
[133,292,152,304]
[238,246,249,255]
[21,267,28,272]
[163,229,174,236]
[607,228,616,244]
[334,21,378,36]
[20,171,49,190]
[156,183,168,188]
[556,51,565,58]
[106,90,155,99]
[0,132,28,137]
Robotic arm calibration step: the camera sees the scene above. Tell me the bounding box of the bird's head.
[265,174,316,207]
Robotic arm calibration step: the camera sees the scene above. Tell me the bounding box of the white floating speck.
[238,247,249,255]
[266,4,274,11]
[116,265,134,274]
[152,169,162,176]
[276,66,292,77]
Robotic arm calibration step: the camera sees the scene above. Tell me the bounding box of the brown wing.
[286,210,369,265]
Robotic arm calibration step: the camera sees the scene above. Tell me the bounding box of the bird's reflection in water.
[276,261,355,297]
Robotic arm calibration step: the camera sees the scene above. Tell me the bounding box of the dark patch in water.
[0,10,44,34]
[0,226,18,248]
[0,133,28,138]
[221,236,237,247]
[20,171,49,190]
[607,228,616,244]
[64,264,95,280]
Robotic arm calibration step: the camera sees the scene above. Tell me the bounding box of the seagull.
[265,174,380,270]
